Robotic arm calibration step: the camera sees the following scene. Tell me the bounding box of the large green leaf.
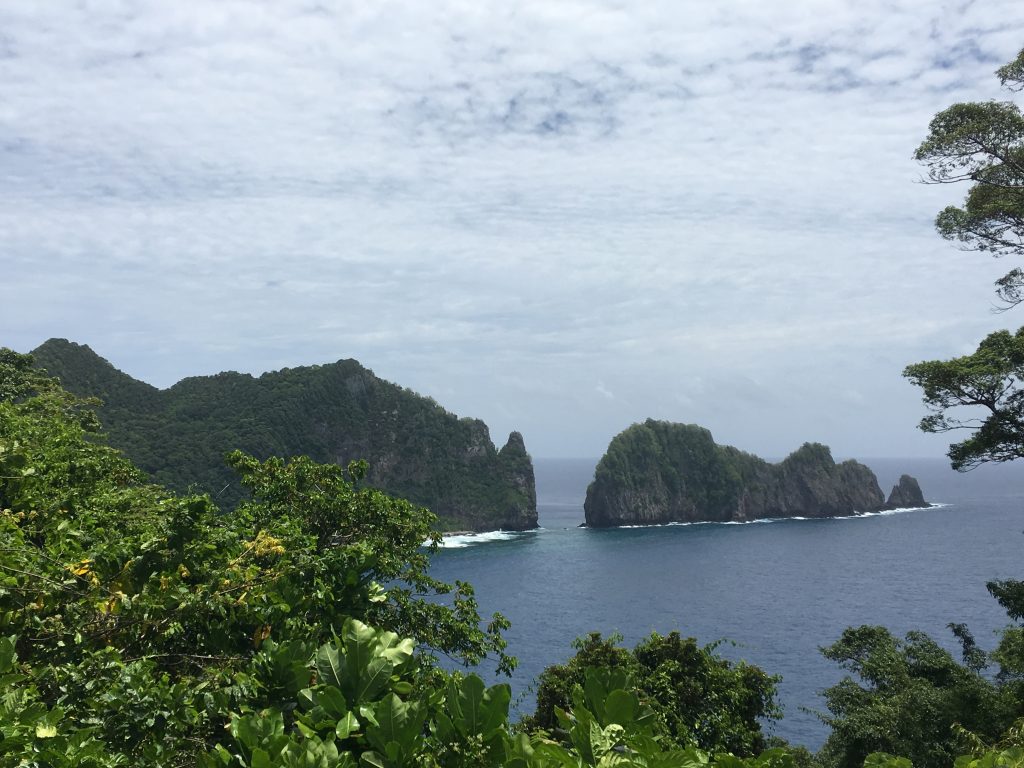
[0,636,16,674]
[480,682,512,735]
[336,711,359,740]
[457,674,486,736]
[863,754,913,768]
[250,747,272,768]
[353,656,393,704]
[602,689,639,727]
[316,643,346,691]
[365,694,425,763]
[315,685,350,720]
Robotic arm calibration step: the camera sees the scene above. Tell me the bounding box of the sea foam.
[439,530,532,548]
[601,503,945,530]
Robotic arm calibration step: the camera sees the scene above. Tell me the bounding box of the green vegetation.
[904,45,1024,470]
[524,632,780,757]
[817,625,1018,768]
[4,345,1024,768]
[912,46,1024,307]
[905,328,1024,470]
[866,42,1024,768]
[0,351,512,764]
[0,350,820,767]
[30,338,536,532]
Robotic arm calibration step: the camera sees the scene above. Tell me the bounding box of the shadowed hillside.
[32,339,537,532]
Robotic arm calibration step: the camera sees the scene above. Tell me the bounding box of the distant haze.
[4,2,1024,458]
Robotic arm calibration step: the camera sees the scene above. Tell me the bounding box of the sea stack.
[885,474,930,509]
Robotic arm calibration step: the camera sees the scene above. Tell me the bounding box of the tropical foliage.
[525,632,780,757]
[886,44,1024,768]
[0,350,809,767]
[0,351,512,764]
[904,328,1024,471]
[816,625,1019,768]
[913,46,1024,307]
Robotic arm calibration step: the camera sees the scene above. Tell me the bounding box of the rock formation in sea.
[885,474,930,509]
[30,338,537,532]
[584,419,928,528]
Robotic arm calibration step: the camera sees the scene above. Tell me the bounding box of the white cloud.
[2,0,1023,458]
[595,382,614,400]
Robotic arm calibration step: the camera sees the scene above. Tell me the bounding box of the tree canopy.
[913,46,1024,306]
[524,631,781,758]
[817,625,1017,768]
[904,327,1024,469]
[891,47,1024,768]
[905,47,1024,471]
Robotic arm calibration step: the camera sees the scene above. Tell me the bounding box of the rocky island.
[584,419,929,528]
[31,339,537,532]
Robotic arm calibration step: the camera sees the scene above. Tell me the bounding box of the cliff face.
[584,420,927,527]
[730,443,885,522]
[31,339,537,532]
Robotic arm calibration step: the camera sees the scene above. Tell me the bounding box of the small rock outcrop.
[584,420,929,527]
[886,474,930,509]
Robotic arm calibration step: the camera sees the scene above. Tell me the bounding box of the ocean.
[428,457,1024,751]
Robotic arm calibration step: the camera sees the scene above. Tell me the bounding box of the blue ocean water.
[428,457,1024,751]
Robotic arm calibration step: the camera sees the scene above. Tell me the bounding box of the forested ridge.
[30,338,537,533]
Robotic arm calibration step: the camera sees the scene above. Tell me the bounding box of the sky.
[3,1,1024,459]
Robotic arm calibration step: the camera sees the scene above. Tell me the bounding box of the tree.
[845,48,1024,768]
[816,625,1016,768]
[913,47,1024,306]
[904,48,1024,469]
[524,631,781,757]
[906,59,1024,701]
[904,327,1024,469]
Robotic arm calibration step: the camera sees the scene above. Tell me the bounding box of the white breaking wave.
[853,502,948,517]
[439,530,534,548]
[440,505,950,540]
[602,503,947,530]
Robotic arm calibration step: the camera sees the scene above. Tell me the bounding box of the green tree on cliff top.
[904,47,1024,470]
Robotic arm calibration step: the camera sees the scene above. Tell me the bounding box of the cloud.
[2,0,1023,458]
[595,382,614,400]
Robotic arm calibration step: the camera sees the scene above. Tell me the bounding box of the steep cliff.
[584,420,927,527]
[31,339,537,532]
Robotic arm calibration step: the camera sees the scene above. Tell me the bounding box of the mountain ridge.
[30,338,537,532]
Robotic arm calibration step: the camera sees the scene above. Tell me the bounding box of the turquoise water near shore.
[429,457,1024,750]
